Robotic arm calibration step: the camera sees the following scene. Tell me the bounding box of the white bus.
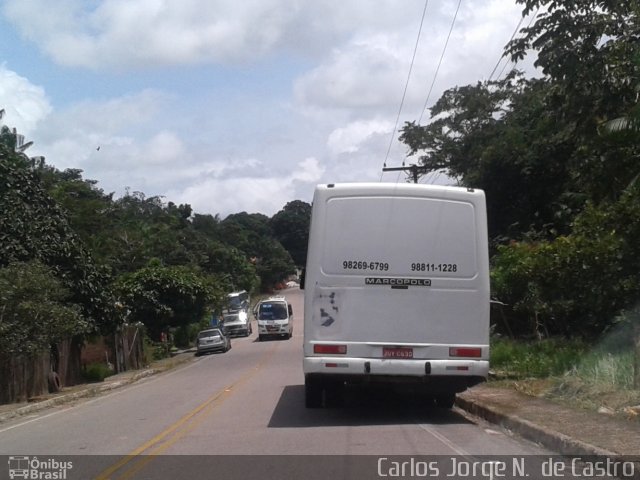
[302,183,490,408]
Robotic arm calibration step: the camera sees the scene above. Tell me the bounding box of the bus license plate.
[383,347,413,359]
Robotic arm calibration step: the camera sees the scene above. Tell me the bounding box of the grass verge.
[489,336,640,420]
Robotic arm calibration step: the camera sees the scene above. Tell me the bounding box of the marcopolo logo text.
[365,277,431,287]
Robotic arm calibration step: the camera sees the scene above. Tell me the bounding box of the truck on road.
[302,183,490,408]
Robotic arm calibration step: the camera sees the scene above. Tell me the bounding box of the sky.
[0,0,537,219]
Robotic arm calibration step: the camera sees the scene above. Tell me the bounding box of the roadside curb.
[455,395,618,457]
[457,394,640,480]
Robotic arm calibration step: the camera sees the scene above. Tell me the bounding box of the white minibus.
[302,183,490,408]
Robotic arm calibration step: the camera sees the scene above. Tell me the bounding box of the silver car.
[195,328,231,355]
[222,310,252,337]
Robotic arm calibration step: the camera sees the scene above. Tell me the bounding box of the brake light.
[314,344,347,354]
[449,347,482,358]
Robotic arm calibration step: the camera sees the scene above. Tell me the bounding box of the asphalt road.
[0,287,554,479]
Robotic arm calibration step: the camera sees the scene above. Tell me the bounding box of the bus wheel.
[324,381,345,408]
[305,378,323,408]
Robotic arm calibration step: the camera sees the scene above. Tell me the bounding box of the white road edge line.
[417,422,471,457]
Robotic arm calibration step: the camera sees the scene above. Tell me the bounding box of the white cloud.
[25,89,167,173]
[2,0,446,70]
[294,34,412,111]
[291,157,324,183]
[2,0,302,69]
[0,65,52,135]
[0,62,321,215]
[169,157,324,217]
[327,118,393,155]
[293,0,531,117]
[144,131,187,165]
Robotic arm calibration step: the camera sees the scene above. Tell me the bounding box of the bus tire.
[305,378,323,408]
[324,381,345,408]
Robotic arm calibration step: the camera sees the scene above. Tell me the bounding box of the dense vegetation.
[0,134,308,357]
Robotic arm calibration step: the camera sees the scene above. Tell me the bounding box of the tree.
[0,261,87,356]
[116,264,220,340]
[0,112,33,154]
[502,0,640,375]
[506,0,640,201]
[400,0,640,240]
[192,213,221,237]
[253,241,297,288]
[32,164,117,263]
[270,200,312,267]
[0,144,118,334]
[400,74,580,244]
[491,177,640,339]
[598,50,640,147]
[190,213,259,291]
[219,212,296,289]
[84,192,197,275]
[196,240,259,293]
[219,212,272,256]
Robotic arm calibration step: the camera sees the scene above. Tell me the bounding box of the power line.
[380,0,430,179]
[417,0,463,125]
[390,0,461,185]
[487,8,539,82]
[487,16,524,81]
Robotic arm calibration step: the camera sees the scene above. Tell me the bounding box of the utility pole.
[382,164,429,183]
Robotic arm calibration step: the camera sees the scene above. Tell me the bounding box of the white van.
[255,296,293,341]
[302,183,490,408]
[227,290,250,312]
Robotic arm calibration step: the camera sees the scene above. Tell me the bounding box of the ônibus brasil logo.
[7,456,73,480]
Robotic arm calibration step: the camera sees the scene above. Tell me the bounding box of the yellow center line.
[95,342,278,480]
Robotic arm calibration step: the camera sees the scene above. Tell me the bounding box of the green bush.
[172,322,205,348]
[491,337,586,378]
[152,342,169,360]
[491,183,640,339]
[172,325,190,349]
[83,362,114,382]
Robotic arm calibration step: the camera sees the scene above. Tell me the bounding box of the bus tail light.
[449,347,481,358]
[314,344,347,354]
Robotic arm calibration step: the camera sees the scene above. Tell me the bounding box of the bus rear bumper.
[303,357,488,392]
